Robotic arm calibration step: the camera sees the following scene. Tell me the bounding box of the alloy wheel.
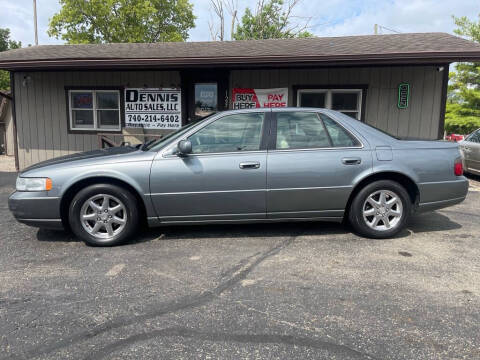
[80,194,127,240]
[362,189,403,231]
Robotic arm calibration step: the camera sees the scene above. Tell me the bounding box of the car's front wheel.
[349,180,411,238]
[68,184,139,246]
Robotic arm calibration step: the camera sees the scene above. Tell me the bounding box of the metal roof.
[1,32,480,70]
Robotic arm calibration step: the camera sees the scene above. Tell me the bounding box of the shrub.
[444,103,480,134]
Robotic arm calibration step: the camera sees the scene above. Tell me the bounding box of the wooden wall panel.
[13,67,444,169]
[14,70,180,169]
[231,65,445,140]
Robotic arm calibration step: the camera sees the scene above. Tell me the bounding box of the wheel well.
[344,172,419,219]
[59,177,148,230]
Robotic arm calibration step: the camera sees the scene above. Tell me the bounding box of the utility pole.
[33,0,38,45]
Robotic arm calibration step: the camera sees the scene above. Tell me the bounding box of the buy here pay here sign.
[232,88,288,109]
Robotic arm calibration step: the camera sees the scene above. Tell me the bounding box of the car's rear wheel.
[349,180,411,238]
[68,184,139,246]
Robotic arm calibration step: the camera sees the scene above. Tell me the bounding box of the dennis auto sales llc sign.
[232,88,288,109]
[125,88,181,129]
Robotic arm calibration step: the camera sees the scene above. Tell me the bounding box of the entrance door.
[182,70,229,123]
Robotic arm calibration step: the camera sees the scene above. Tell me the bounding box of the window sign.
[72,93,93,109]
[195,83,218,118]
[398,83,410,109]
[125,88,182,129]
[232,88,288,109]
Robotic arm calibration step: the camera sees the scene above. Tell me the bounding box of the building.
[0,91,14,156]
[0,32,480,171]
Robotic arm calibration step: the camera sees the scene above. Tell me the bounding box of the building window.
[68,90,121,131]
[297,89,363,120]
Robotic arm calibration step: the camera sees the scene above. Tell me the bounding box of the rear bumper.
[416,178,469,212]
[8,191,64,229]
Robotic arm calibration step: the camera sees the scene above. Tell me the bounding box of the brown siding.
[14,70,181,169]
[13,66,444,170]
[230,65,444,140]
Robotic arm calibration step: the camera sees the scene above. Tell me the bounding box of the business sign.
[398,83,410,109]
[125,88,181,129]
[232,88,288,109]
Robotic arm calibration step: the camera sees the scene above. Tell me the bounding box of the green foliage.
[445,103,480,134]
[0,28,21,91]
[233,0,312,40]
[48,0,196,44]
[447,15,480,134]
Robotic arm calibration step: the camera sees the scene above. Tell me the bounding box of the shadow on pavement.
[34,210,462,245]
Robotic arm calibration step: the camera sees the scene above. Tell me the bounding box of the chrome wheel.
[362,190,403,231]
[80,194,127,240]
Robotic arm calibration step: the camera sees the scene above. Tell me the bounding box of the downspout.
[438,64,450,140]
[9,72,19,172]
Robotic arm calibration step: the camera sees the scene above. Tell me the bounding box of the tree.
[233,0,313,40]
[0,28,21,90]
[445,15,480,134]
[48,0,196,44]
[208,0,238,41]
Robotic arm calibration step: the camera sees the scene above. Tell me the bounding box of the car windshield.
[142,115,214,151]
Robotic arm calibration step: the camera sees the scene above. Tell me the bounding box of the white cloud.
[0,0,61,45]
[311,0,480,37]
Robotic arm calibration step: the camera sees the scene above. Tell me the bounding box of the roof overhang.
[1,52,480,71]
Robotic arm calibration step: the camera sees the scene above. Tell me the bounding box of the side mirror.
[177,140,192,156]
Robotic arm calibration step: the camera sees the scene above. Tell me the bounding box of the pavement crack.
[7,235,298,360]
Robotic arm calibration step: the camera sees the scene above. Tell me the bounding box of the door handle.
[342,157,361,165]
[239,161,260,169]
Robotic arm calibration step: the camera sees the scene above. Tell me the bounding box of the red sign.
[232,88,288,109]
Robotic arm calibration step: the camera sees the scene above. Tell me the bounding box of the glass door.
[194,83,218,119]
[183,70,229,123]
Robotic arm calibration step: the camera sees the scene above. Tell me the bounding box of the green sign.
[398,83,410,109]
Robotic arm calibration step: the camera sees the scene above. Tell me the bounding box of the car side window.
[275,112,331,149]
[320,114,361,147]
[469,130,480,143]
[188,113,264,154]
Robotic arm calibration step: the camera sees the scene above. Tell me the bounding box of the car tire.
[68,183,139,246]
[349,180,411,239]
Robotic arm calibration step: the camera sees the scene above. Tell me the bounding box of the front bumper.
[8,191,63,229]
[416,178,469,212]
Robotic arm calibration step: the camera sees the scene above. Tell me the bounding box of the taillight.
[454,158,463,176]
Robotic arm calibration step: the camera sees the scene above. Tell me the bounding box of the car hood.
[22,146,144,173]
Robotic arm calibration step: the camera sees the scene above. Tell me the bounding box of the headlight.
[16,177,52,191]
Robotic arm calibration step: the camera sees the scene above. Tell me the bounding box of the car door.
[149,111,269,223]
[266,110,371,219]
[462,130,480,173]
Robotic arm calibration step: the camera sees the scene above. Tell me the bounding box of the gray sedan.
[460,128,480,175]
[9,108,468,246]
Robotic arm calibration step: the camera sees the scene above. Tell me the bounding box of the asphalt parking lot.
[1,171,479,360]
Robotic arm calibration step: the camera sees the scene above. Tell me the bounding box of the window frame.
[269,110,363,152]
[66,87,123,133]
[293,85,368,122]
[162,110,272,157]
[187,111,267,155]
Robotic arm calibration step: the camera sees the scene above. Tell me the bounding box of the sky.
[0,0,479,46]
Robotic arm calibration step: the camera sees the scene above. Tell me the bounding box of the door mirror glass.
[177,140,192,155]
